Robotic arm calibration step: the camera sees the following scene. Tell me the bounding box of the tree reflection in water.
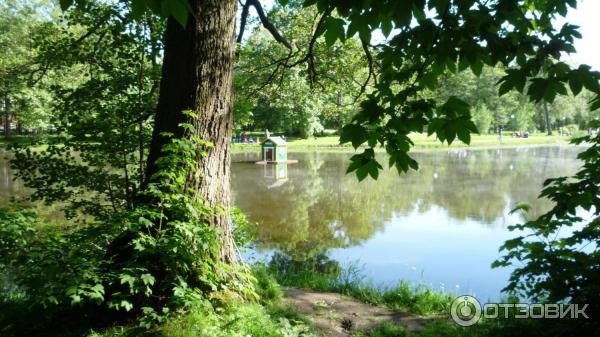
[232,146,582,259]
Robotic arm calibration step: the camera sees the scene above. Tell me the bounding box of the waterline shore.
[232,133,572,153]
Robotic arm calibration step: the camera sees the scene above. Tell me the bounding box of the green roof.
[261,136,287,146]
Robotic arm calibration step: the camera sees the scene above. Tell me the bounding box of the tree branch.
[237,0,250,44]
[287,6,333,83]
[247,0,291,49]
[351,38,377,102]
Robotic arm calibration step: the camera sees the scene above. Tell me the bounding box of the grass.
[352,316,592,337]
[232,133,572,153]
[266,260,453,316]
[261,260,589,337]
[351,320,473,337]
[0,133,572,154]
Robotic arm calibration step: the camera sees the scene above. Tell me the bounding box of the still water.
[0,146,583,300]
[232,146,582,300]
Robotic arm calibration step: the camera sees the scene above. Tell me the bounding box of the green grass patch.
[266,257,453,316]
[232,133,572,154]
[353,317,591,337]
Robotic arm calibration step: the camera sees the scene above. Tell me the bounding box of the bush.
[1,121,258,333]
[253,264,283,303]
[494,120,600,333]
[89,301,314,337]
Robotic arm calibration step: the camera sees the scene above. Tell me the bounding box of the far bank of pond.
[231,133,571,153]
[232,145,582,300]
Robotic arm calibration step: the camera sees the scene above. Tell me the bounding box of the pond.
[0,145,583,301]
[232,146,583,300]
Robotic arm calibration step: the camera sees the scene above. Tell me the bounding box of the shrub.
[494,120,600,332]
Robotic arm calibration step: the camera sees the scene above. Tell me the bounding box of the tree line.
[3,1,598,140]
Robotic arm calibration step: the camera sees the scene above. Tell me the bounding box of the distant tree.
[473,104,493,134]
[12,1,162,218]
[0,0,61,135]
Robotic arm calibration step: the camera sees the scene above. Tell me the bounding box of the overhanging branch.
[237,0,250,43]
[242,0,292,50]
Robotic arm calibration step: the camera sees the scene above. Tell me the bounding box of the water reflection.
[0,153,25,204]
[232,146,582,298]
[0,147,583,299]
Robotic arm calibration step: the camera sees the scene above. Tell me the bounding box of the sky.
[560,0,600,71]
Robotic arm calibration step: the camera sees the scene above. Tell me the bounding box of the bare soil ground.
[283,288,442,337]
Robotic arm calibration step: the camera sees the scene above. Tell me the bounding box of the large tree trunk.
[145,0,237,263]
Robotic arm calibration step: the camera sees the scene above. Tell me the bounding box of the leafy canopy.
[307,0,600,180]
[58,1,600,182]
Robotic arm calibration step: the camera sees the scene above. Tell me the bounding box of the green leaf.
[568,70,584,95]
[59,0,74,10]
[166,0,192,27]
[356,164,368,181]
[527,78,566,103]
[121,300,134,311]
[456,126,471,144]
[131,0,146,19]
[141,273,156,286]
[470,59,483,77]
[340,124,368,149]
[427,118,444,137]
[346,14,365,38]
[381,19,393,37]
[445,121,457,145]
[509,203,531,215]
[324,17,346,47]
[120,274,136,289]
[581,72,600,93]
[590,95,600,111]
[442,96,470,117]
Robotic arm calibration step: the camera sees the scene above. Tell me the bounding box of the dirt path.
[283,288,440,337]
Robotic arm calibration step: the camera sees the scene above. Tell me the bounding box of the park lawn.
[232,133,572,153]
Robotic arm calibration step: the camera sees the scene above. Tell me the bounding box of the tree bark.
[145,0,237,263]
[544,100,552,135]
[3,96,9,139]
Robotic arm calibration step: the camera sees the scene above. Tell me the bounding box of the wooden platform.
[254,160,299,165]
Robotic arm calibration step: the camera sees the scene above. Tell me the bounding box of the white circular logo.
[451,295,482,326]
